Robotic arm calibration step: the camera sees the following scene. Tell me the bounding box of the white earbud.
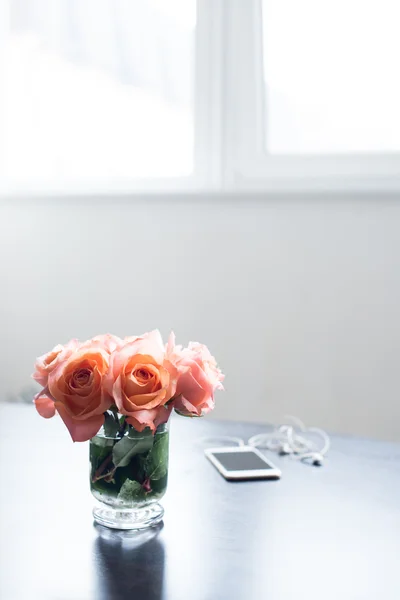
[279,442,293,455]
[296,451,324,466]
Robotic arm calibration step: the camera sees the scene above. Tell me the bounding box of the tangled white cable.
[198,416,330,467]
[248,416,330,466]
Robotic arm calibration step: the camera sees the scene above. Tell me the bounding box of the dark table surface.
[1,404,399,600]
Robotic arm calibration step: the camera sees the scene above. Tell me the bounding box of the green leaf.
[103,412,120,438]
[112,434,154,469]
[91,434,114,449]
[146,432,169,480]
[117,478,146,505]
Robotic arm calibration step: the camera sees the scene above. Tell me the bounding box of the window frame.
[224,0,400,193]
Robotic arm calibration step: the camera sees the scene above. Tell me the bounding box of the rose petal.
[125,375,156,397]
[56,404,104,442]
[81,334,122,354]
[166,331,176,355]
[32,372,48,387]
[114,331,165,373]
[201,396,215,414]
[113,374,168,414]
[176,371,208,411]
[125,414,149,432]
[174,395,202,417]
[178,359,214,398]
[154,402,173,427]
[34,393,56,419]
[128,391,168,409]
[126,404,173,433]
[32,340,79,387]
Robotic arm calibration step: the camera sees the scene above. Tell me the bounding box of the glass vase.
[90,421,169,530]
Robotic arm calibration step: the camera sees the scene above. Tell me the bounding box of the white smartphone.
[205,446,281,480]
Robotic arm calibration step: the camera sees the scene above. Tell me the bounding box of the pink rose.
[35,346,112,442]
[169,336,224,417]
[32,339,79,387]
[105,330,176,432]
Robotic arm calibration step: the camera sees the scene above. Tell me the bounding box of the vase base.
[93,502,164,530]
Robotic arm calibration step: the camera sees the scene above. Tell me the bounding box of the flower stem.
[92,453,113,482]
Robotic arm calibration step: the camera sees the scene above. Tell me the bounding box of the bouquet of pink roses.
[33,330,224,442]
[32,330,224,529]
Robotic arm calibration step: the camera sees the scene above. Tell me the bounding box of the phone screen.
[211,450,273,471]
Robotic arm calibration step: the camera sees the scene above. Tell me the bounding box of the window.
[262,0,400,155]
[0,0,196,190]
[1,0,399,195]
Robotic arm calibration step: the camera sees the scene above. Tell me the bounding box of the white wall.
[1,194,400,441]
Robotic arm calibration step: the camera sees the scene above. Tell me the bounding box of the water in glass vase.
[90,421,169,530]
